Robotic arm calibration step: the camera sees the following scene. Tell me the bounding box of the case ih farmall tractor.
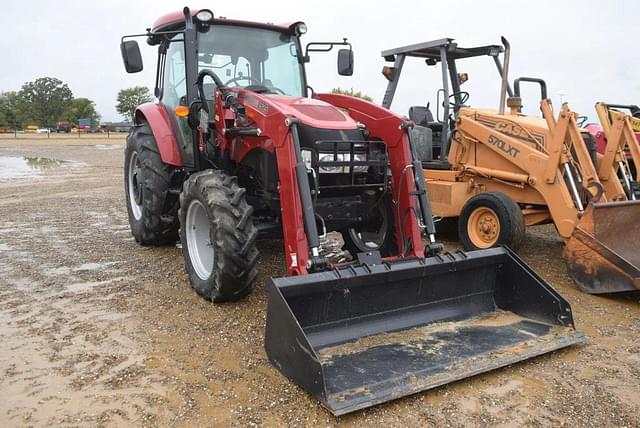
[120,9,582,415]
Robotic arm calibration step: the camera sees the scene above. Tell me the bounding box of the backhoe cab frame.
[380,38,513,165]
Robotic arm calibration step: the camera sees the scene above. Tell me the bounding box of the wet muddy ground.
[0,135,639,427]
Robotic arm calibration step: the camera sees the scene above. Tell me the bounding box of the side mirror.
[337,49,354,76]
[120,40,143,73]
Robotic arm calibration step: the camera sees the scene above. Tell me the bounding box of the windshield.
[198,25,305,96]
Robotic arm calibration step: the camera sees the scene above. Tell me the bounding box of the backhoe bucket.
[265,247,584,416]
[564,200,640,293]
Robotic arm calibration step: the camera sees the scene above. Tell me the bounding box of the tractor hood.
[238,91,359,130]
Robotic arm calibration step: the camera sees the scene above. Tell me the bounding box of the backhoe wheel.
[179,170,258,302]
[459,192,525,251]
[124,122,180,245]
[341,198,398,257]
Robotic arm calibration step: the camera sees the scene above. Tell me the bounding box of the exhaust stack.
[499,36,511,115]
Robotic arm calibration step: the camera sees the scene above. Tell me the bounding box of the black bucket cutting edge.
[264,247,585,416]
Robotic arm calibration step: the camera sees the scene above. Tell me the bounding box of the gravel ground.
[0,135,639,427]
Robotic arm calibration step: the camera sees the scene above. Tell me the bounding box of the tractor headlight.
[301,149,313,170]
[318,153,367,173]
[289,21,307,36]
[195,9,214,23]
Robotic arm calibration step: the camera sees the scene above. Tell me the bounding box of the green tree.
[116,86,153,123]
[0,92,22,128]
[17,77,74,127]
[331,87,374,102]
[62,98,101,127]
[0,98,6,127]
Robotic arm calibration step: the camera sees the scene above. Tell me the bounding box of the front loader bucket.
[564,200,640,293]
[265,247,584,416]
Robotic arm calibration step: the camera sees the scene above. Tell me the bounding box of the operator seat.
[408,105,443,133]
[408,105,446,163]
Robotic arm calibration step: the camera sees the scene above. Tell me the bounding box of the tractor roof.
[381,38,504,62]
[151,9,292,34]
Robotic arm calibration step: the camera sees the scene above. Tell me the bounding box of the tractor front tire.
[458,192,525,251]
[179,170,258,302]
[124,122,180,245]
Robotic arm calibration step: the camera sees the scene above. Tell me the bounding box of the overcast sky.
[2,0,638,122]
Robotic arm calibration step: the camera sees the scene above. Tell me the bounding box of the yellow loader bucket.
[564,200,640,293]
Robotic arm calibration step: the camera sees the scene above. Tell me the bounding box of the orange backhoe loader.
[380,37,640,294]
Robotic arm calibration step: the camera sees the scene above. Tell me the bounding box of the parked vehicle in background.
[379,37,640,294]
[56,120,72,133]
[585,103,640,198]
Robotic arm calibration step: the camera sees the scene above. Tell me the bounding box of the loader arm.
[455,102,603,239]
[314,92,427,256]
[595,102,640,184]
[540,102,603,194]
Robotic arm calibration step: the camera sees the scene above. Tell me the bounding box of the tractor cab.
[380,38,519,169]
[120,8,353,171]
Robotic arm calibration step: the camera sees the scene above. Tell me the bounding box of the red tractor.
[120,8,582,415]
[585,102,640,199]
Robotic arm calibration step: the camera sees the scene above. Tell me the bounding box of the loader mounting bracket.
[308,255,329,273]
[426,242,445,256]
[356,251,382,266]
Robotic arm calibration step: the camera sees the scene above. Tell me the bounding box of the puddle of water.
[0,156,65,179]
[94,144,122,151]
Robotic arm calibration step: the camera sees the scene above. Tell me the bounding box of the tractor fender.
[134,102,183,166]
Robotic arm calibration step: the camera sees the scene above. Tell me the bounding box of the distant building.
[100,122,132,133]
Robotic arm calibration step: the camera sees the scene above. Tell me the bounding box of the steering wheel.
[245,85,287,95]
[224,76,286,95]
[576,115,588,128]
[224,76,263,87]
[449,91,470,107]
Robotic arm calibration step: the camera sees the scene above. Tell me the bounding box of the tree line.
[0,77,101,129]
[0,77,154,131]
[0,78,369,130]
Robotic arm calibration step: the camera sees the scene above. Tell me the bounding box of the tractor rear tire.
[341,197,398,257]
[124,122,180,245]
[458,192,525,251]
[179,170,258,302]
